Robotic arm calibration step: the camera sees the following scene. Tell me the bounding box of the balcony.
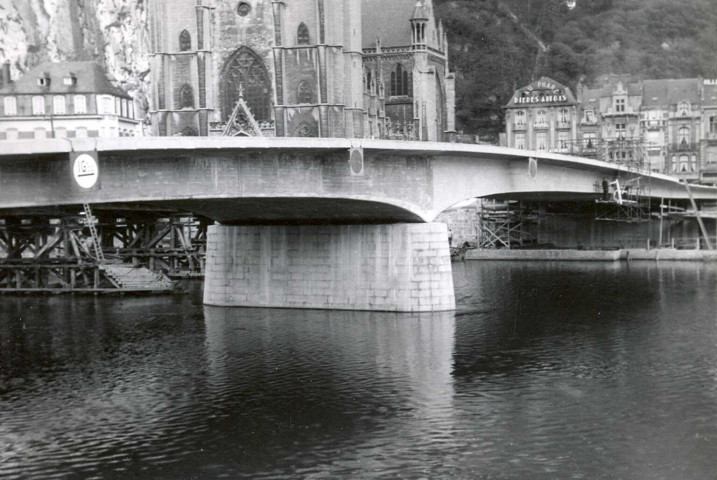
[533,122,549,129]
[557,121,571,129]
[513,122,526,131]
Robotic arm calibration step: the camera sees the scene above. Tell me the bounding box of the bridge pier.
[203,223,456,312]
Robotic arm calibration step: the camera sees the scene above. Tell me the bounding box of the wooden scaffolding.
[477,200,538,249]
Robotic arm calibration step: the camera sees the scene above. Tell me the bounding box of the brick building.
[147,0,455,140]
[0,61,141,140]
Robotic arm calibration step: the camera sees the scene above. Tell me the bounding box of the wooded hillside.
[436,0,717,141]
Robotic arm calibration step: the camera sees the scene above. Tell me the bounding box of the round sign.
[72,153,99,189]
[349,148,363,175]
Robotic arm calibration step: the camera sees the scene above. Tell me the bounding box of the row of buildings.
[0,0,456,143]
[1,0,716,186]
[503,76,717,185]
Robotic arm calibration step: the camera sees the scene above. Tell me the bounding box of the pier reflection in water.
[1,261,717,479]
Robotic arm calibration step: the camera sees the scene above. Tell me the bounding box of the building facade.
[0,62,141,140]
[505,75,717,185]
[504,77,579,153]
[147,0,455,140]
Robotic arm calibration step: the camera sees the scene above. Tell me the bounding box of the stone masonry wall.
[204,223,455,312]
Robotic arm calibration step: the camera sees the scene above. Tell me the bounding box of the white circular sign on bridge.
[72,153,99,189]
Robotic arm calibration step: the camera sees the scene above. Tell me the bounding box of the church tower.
[271,0,364,137]
[147,0,453,140]
[148,0,214,136]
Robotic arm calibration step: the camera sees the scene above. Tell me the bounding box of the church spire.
[410,0,428,48]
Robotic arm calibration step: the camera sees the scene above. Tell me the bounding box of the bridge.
[1,137,715,311]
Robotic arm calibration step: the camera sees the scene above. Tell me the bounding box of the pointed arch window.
[179,30,191,52]
[220,47,271,122]
[297,81,313,104]
[179,84,194,109]
[390,64,410,96]
[297,23,310,45]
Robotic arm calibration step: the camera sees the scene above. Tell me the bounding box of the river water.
[1,261,717,479]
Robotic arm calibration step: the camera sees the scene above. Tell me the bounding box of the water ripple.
[1,263,717,478]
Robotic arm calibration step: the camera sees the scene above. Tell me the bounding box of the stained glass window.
[390,64,410,96]
[221,47,271,122]
[179,30,191,51]
[237,2,251,16]
[180,84,194,109]
[297,23,310,45]
[297,81,313,104]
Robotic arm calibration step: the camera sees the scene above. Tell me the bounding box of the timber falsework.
[0,211,208,294]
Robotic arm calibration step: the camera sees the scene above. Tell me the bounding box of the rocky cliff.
[0,0,150,117]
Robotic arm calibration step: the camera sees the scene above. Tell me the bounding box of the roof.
[362,0,422,48]
[642,78,701,107]
[411,0,429,20]
[580,82,641,103]
[0,61,129,98]
[505,77,577,108]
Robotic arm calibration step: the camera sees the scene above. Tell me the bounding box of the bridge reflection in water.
[203,306,457,471]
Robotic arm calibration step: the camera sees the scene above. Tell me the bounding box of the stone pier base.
[203,223,455,312]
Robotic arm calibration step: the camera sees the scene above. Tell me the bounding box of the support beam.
[683,181,713,250]
[203,223,456,312]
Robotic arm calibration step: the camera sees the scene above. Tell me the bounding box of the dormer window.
[615,98,625,113]
[63,73,77,86]
[37,74,51,87]
[678,102,690,116]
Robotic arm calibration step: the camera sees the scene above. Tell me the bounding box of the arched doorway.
[220,47,272,122]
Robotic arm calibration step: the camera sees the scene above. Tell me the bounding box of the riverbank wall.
[464,249,717,262]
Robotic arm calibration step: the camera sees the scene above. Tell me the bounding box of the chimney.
[1,62,10,87]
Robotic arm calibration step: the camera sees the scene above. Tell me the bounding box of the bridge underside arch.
[154,197,426,225]
[0,197,427,226]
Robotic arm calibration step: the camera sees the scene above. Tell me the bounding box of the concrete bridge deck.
[1,137,714,223]
[1,137,715,312]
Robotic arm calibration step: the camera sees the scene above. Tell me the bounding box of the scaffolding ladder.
[83,203,105,263]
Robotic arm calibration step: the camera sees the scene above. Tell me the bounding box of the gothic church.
[148,0,455,141]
